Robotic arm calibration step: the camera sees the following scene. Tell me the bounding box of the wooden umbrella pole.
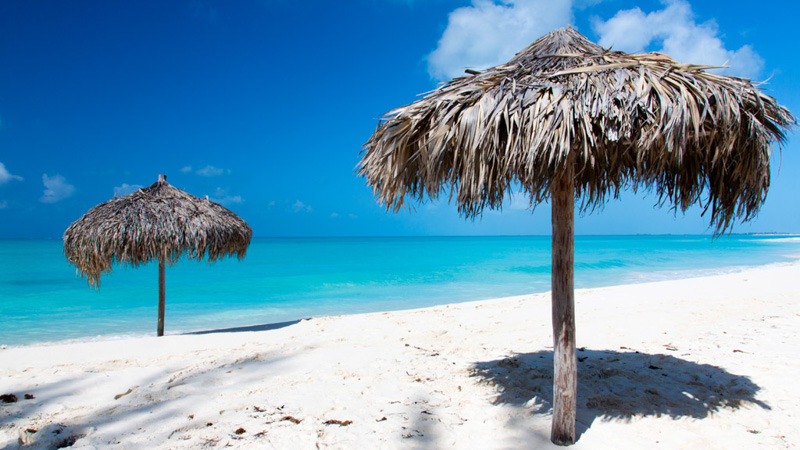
[550,162,577,445]
[157,251,165,337]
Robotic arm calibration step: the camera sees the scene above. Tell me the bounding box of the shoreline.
[2,261,799,448]
[3,257,799,350]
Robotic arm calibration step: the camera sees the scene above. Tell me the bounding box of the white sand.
[1,262,799,449]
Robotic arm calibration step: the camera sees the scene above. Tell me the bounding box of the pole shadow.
[184,319,302,335]
[471,349,769,440]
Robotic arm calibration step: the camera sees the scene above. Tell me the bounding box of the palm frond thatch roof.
[359,26,794,232]
[63,177,252,287]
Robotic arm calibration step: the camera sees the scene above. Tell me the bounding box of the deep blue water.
[1,235,798,347]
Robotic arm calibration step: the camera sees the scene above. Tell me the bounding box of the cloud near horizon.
[209,187,243,206]
[508,192,533,211]
[113,183,143,197]
[40,174,75,203]
[197,165,229,177]
[428,0,763,81]
[291,200,312,213]
[592,0,763,79]
[180,165,231,177]
[0,162,23,185]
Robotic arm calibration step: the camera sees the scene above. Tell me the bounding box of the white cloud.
[0,162,23,185]
[330,212,340,218]
[291,200,313,213]
[181,165,231,177]
[0,200,7,209]
[196,165,229,177]
[347,214,358,219]
[427,0,574,80]
[113,183,143,197]
[40,174,75,203]
[209,187,243,206]
[428,0,764,81]
[592,0,764,79]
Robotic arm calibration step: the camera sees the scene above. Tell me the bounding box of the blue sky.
[0,0,797,238]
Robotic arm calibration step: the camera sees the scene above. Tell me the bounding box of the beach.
[1,261,799,449]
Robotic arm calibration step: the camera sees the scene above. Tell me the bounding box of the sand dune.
[1,262,798,449]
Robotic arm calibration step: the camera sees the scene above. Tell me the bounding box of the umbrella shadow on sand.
[471,349,769,441]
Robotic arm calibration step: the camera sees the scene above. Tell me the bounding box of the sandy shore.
[2,262,799,449]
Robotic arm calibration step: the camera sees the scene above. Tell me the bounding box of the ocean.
[1,235,798,347]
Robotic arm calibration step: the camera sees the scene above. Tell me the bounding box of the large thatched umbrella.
[359,27,793,445]
[63,174,252,337]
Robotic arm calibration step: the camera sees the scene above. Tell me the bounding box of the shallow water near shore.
[1,234,798,347]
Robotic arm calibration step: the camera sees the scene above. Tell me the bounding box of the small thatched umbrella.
[359,26,793,445]
[63,174,253,337]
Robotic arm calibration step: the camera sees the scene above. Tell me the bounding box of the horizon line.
[3,232,798,241]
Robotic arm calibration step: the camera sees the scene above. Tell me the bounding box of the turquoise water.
[1,235,798,347]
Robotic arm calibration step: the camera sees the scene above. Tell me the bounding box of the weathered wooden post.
[157,251,165,337]
[157,174,167,337]
[550,162,576,445]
